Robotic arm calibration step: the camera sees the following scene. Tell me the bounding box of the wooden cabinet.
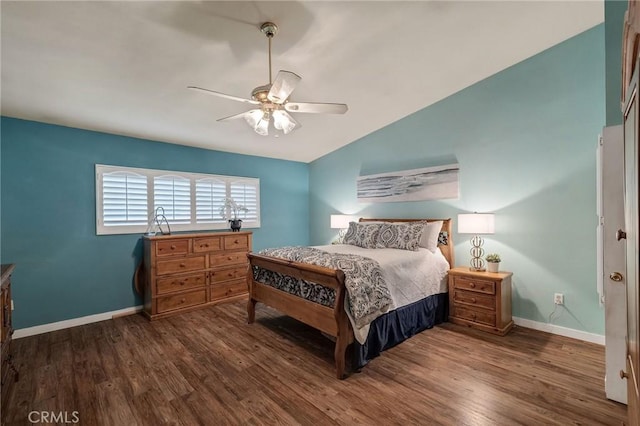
[448,267,513,335]
[1,264,17,410]
[142,232,252,320]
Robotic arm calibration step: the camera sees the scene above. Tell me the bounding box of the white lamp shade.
[331,214,357,229]
[458,213,495,234]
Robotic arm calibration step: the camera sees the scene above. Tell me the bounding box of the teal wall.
[605,0,627,126]
[0,117,309,328]
[309,25,606,334]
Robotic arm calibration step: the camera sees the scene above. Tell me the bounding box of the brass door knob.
[621,369,629,379]
[610,272,624,282]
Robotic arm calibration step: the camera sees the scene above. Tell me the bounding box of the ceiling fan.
[188,22,348,136]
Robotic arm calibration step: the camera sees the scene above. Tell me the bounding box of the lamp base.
[469,235,486,272]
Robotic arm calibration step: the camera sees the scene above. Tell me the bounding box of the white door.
[599,125,627,404]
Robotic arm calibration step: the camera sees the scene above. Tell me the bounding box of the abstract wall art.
[357,164,459,202]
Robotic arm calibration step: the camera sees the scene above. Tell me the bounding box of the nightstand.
[448,267,513,335]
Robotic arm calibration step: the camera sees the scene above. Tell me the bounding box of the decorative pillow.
[342,222,381,249]
[376,222,425,251]
[438,231,448,246]
[419,220,443,253]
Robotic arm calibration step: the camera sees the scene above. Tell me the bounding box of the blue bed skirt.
[353,292,449,370]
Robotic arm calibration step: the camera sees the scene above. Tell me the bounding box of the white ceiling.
[1,1,603,163]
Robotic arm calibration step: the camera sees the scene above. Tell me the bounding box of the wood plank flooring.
[2,301,626,425]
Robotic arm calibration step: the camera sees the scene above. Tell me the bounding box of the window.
[96,164,260,235]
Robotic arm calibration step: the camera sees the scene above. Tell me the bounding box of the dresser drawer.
[156,272,206,295]
[210,252,248,268]
[453,306,496,326]
[210,266,247,283]
[156,240,189,257]
[224,235,249,251]
[453,290,495,311]
[157,256,205,275]
[211,279,247,301]
[157,289,206,313]
[193,237,222,253]
[453,276,495,295]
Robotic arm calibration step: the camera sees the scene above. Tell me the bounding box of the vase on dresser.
[229,219,242,232]
[487,262,500,273]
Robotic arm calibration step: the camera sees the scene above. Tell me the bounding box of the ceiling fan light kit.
[188,22,348,137]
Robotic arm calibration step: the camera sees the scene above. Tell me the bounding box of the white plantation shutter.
[196,178,227,223]
[154,175,191,224]
[96,164,260,235]
[101,171,148,226]
[230,180,259,222]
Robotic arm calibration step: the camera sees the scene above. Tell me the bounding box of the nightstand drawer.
[156,240,189,257]
[157,289,206,313]
[454,276,495,295]
[453,290,495,311]
[453,306,496,326]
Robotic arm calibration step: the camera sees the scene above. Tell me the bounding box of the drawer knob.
[180,281,185,286]
[180,263,186,267]
[228,256,233,261]
[471,298,477,303]
[234,239,239,244]
[469,283,476,288]
[471,313,476,319]
[170,245,176,250]
[204,244,209,248]
[180,298,186,303]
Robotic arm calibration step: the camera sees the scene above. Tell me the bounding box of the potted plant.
[486,253,501,273]
[220,197,249,232]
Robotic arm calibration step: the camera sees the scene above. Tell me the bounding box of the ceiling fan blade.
[284,102,348,114]
[188,86,260,105]
[267,71,301,104]
[217,110,256,122]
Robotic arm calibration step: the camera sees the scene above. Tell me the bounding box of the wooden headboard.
[358,218,454,268]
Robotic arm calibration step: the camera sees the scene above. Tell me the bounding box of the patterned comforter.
[253,246,393,330]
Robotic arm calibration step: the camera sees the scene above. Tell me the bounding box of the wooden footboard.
[246,253,354,379]
[246,217,453,379]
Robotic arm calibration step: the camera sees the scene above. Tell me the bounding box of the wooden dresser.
[448,267,513,335]
[142,232,252,320]
[1,264,17,410]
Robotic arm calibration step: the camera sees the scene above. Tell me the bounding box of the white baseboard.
[13,305,143,339]
[513,316,605,345]
[12,309,606,344]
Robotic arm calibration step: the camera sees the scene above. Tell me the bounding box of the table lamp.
[458,213,495,271]
[330,214,357,243]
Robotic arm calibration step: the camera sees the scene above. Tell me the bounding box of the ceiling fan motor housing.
[251,84,272,102]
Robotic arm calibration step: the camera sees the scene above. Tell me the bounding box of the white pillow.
[419,221,443,253]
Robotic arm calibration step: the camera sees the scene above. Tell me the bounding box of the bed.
[246,218,454,378]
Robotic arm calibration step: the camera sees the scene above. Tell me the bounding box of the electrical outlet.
[554,293,564,305]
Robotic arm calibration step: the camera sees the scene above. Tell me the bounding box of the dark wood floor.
[2,300,626,425]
